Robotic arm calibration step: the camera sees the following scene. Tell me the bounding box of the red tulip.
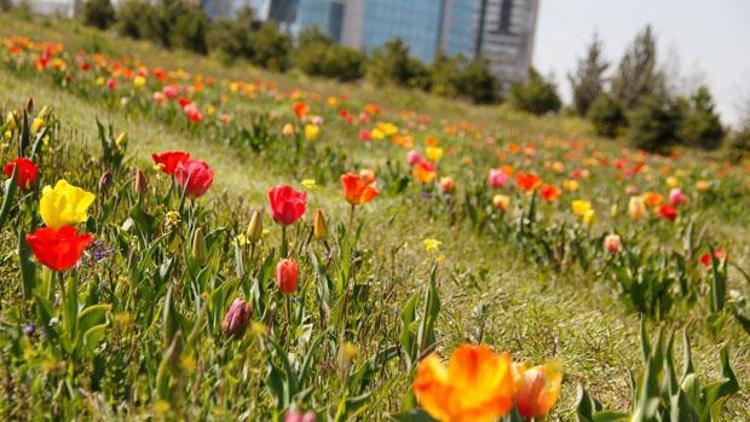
[700,248,727,268]
[341,172,379,205]
[4,157,39,190]
[175,159,213,198]
[152,151,191,175]
[293,102,309,119]
[276,259,299,294]
[515,172,542,192]
[658,204,677,221]
[26,225,93,271]
[268,185,307,226]
[539,184,561,203]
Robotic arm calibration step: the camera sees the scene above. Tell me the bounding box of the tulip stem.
[281,225,288,258]
[348,204,356,232]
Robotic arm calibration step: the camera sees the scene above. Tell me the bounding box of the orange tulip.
[413,344,514,422]
[539,184,561,203]
[341,172,379,205]
[412,161,437,184]
[513,361,562,419]
[515,172,542,192]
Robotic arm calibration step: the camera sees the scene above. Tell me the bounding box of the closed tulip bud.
[134,169,147,196]
[246,209,263,242]
[192,227,206,264]
[98,171,113,195]
[115,132,127,150]
[221,298,252,338]
[26,97,34,112]
[276,259,298,294]
[313,209,327,240]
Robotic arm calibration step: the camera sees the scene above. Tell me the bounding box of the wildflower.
[304,124,319,141]
[39,180,96,230]
[439,177,455,194]
[423,238,442,252]
[412,161,437,184]
[152,151,191,175]
[604,233,623,253]
[539,184,561,203]
[515,172,542,192]
[276,259,299,294]
[164,211,181,231]
[175,159,213,198]
[313,209,327,240]
[628,196,647,220]
[493,194,511,211]
[4,157,39,190]
[26,226,93,271]
[413,344,514,422]
[300,179,317,191]
[268,185,307,226]
[658,204,677,221]
[487,168,508,189]
[669,188,685,206]
[221,298,252,339]
[513,361,563,419]
[426,146,444,162]
[341,172,379,205]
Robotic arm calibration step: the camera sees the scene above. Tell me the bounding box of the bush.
[82,0,116,30]
[248,24,292,71]
[293,28,365,81]
[678,86,724,150]
[454,58,498,104]
[588,92,626,138]
[115,0,147,39]
[207,7,258,64]
[627,95,682,152]
[510,67,561,115]
[115,0,209,54]
[366,39,421,87]
[728,129,750,163]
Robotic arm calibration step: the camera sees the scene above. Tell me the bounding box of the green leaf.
[77,304,110,334]
[83,324,107,354]
[390,409,437,422]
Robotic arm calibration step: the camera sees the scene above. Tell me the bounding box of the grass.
[0,12,748,420]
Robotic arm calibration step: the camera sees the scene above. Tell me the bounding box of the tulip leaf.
[0,165,19,230]
[83,324,107,354]
[391,409,437,422]
[78,304,110,335]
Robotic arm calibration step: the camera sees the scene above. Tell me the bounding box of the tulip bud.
[221,298,252,338]
[192,227,206,264]
[604,233,622,253]
[26,97,34,112]
[134,169,147,196]
[246,209,263,243]
[98,171,113,195]
[115,132,128,150]
[313,209,327,241]
[276,259,298,294]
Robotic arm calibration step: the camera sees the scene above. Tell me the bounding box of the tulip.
[175,159,214,198]
[412,161,437,184]
[426,146,444,162]
[668,188,685,206]
[285,409,316,422]
[39,179,96,230]
[26,225,93,271]
[604,233,623,253]
[700,248,726,268]
[4,157,39,190]
[359,128,371,142]
[487,168,508,189]
[313,209,327,241]
[539,184,561,203]
[98,171,113,195]
[304,124,319,141]
[658,204,677,221]
[163,84,178,99]
[152,151,191,175]
[515,171,542,192]
[282,123,295,136]
[293,102,309,119]
[246,209,263,243]
[191,227,206,263]
[221,298,252,338]
[407,150,423,166]
[134,169,147,197]
[268,185,307,226]
[276,259,298,294]
[341,172,379,205]
[493,194,511,211]
[439,177,455,194]
[571,200,592,217]
[628,195,647,220]
[513,361,563,419]
[413,344,514,422]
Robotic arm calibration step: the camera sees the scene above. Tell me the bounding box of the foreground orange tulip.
[341,172,379,205]
[513,361,563,419]
[413,344,514,422]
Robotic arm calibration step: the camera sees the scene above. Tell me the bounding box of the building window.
[498,0,513,34]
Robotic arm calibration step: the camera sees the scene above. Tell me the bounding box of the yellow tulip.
[426,146,444,162]
[570,200,592,217]
[40,180,96,229]
[304,124,319,141]
[628,195,647,220]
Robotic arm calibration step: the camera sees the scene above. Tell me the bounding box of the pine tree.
[678,86,725,150]
[612,25,664,109]
[568,33,608,116]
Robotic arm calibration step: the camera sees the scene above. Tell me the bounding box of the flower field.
[0,15,748,421]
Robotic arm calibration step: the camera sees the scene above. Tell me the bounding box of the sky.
[534,0,750,127]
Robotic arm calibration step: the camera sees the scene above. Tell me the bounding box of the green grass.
[0,13,748,420]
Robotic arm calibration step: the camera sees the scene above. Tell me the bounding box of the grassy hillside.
[0,13,748,420]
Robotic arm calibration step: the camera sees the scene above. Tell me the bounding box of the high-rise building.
[254,0,539,90]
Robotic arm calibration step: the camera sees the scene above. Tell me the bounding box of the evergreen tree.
[568,33,608,116]
[510,67,561,115]
[612,25,664,109]
[678,86,724,150]
[83,0,116,30]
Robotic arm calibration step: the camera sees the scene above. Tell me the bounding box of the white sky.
[534,0,750,126]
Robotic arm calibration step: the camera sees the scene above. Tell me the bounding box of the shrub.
[510,67,561,115]
[169,4,209,54]
[454,58,498,104]
[115,0,209,54]
[588,92,626,138]
[366,38,418,87]
[114,0,148,38]
[627,94,682,152]
[429,52,462,97]
[82,0,116,30]
[728,129,750,163]
[248,24,292,71]
[678,86,724,150]
[293,28,365,81]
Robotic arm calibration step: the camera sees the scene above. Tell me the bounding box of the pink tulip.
[487,169,508,189]
[407,150,423,166]
[669,188,685,206]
